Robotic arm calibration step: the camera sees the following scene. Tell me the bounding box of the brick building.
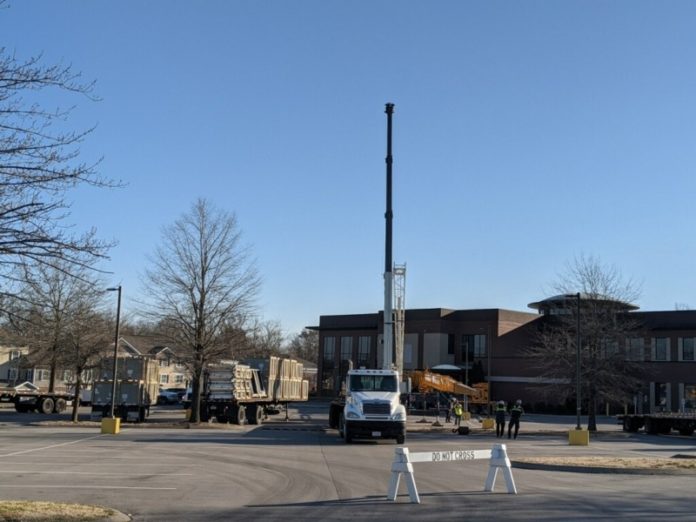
[314,297,696,414]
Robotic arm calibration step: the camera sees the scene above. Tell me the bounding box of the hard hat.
[516,399,522,405]
[498,400,505,405]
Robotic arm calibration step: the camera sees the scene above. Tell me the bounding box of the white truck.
[329,368,406,444]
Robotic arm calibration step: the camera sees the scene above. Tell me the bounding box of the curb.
[511,460,696,475]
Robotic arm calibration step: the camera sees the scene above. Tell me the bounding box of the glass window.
[340,337,352,362]
[462,334,487,360]
[349,374,397,392]
[322,337,336,369]
[684,384,696,410]
[682,338,695,361]
[357,336,371,367]
[160,374,169,384]
[654,338,668,361]
[159,359,170,368]
[448,334,455,355]
[10,349,21,360]
[626,338,644,361]
[474,335,487,357]
[174,374,185,384]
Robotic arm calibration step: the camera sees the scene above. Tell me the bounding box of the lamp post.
[574,292,581,430]
[106,286,122,419]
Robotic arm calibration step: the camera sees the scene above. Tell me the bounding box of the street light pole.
[575,292,581,430]
[107,286,122,419]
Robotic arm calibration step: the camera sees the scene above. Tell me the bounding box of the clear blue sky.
[4,1,696,335]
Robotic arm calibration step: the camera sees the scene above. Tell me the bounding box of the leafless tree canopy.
[142,198,261,422]
[0,47,118,294]
[6,259,110,410]
[527,255,645,429]
[287,328,318,364]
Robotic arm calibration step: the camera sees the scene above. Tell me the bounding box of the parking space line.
[0,471,192,476]
[0,434,103,458]
[0,485,177,490]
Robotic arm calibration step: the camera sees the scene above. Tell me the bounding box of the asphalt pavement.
[1,401,695,521]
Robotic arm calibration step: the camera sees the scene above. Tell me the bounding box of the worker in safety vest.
[453,400,463,428]
[508,399,524,439]
[495,400,507,438]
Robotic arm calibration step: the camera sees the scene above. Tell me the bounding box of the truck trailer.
[90,356,159,422]
[200,356,309,425]
[0,382,73,414]
[619,412,696,436]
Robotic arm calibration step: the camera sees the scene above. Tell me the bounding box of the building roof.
[528,294,639,312]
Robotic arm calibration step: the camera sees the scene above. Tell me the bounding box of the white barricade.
[387,443,517,504]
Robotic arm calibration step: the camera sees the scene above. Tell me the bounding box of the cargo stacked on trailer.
[201,356,309,425]
[0,382,73,414]
[90,356,160,422]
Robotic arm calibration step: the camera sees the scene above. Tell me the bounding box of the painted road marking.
[0,485,177,490]
[0,434,103,458]
[0,471,192,476]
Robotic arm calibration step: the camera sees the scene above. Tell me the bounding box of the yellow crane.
[408,370,489,405]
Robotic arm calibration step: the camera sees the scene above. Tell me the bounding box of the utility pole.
[382,102,395,370]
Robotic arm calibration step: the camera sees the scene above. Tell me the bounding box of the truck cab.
[337,368,406,444]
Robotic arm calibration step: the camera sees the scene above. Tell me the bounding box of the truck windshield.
[349,375,398,392]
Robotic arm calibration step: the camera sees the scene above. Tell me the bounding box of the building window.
[8,368,17,381]
[160,374,169,384]
[600,338,619,359]
[684,384,696,410]
[357,336,371,367]
[340,337,352,362]
[448,334,455,355]
[174,374,185,384]
[626,338,644,361]
[10,349,21,360]
[462,334,487,360]
[653,338,669,361]
[680,338,695,361]
[404,343,413,365]
[322,337,336,369]
[36,369,50,381]
[159,359,170,368]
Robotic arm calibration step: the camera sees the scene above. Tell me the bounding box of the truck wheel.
[40,398,55,414]
[138,407,146,423]
[234,406,246,425]
[53,398,67,414]
[246,405,263,425]
[396,434,405,444]
[328,404,340,429]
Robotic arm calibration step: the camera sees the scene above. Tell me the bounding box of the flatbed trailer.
[200,357,308,425]
[619,413,696,436]
[0,387,72,414]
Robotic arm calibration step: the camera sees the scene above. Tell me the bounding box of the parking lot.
[1,401,696,521]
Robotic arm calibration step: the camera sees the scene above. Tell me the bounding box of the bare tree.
[142,199,260,423]
[234,318,284,359]
[286,328,318,364]
[0,45,118,299]
[526,255,644,430]
[7,259,108,395]
[62,304,111,422]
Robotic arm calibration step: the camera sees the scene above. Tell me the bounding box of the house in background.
[0,345,27,386]
[119,335,190,389]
